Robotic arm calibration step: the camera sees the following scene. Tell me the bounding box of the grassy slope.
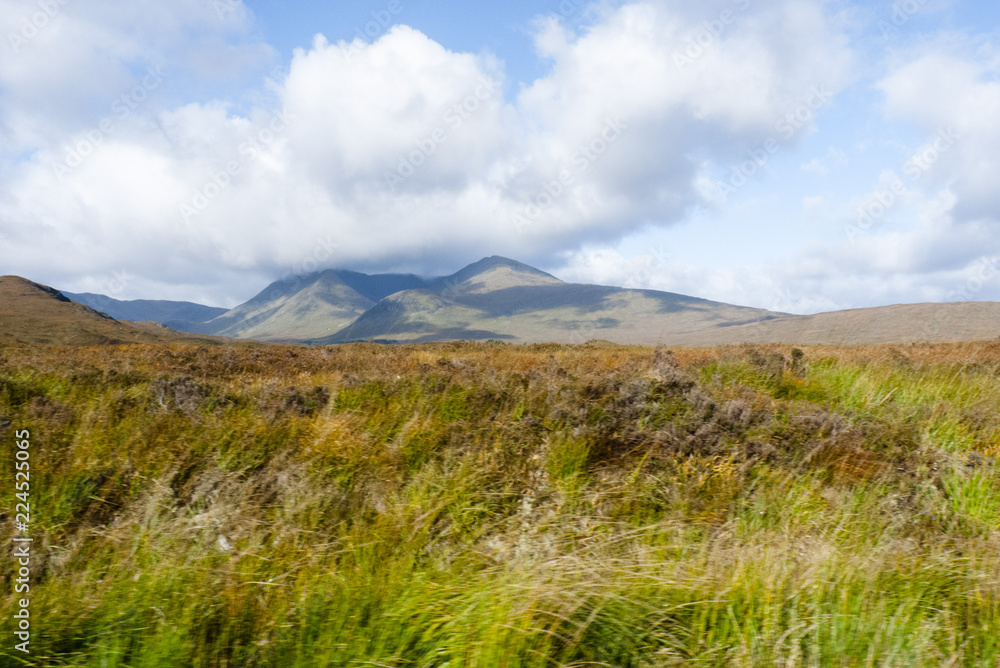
[1,342,999,666]
[676,302,1000,346]
[325,278,781,345]
[0,277,228,347]
[202,273,378,342]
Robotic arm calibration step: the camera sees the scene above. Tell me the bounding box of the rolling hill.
[668,301,1000,346]
[0,276,227,346]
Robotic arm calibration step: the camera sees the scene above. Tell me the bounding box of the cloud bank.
[1,0,997,311]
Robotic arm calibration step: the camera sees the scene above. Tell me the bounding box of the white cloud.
[879,44,1000,221]
[540,24,1000,313]
[659,35,1000,314]
[551,247,845,314]
[0,0,272,151]
[0,0,857,303]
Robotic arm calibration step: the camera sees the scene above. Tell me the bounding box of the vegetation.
[2,341,999,667]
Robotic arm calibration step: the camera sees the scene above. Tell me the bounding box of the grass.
[1,341,999,666]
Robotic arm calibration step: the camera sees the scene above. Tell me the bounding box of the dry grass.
[1,340,999,666]
[0,277,231,347]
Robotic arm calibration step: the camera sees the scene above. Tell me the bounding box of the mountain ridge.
[50,256,1000,346]
[63,292,229,332]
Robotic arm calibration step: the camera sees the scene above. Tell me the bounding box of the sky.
[1,0,999,312]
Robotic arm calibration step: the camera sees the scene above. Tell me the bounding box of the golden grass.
[1,340,999,666]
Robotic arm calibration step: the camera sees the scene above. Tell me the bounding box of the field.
[2,341,1000,667]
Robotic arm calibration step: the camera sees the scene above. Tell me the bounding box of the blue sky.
[245,0,555,85]
[1,0,999,312]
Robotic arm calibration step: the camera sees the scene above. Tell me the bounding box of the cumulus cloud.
[614,32,1000,315]
[879,43,1000,222]
[552,247,845,314]
[0,0,272,151]
[777,37,1000,309]
[1,0,857,304]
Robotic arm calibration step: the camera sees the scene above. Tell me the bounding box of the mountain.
[63,292,228,332]
[314,256,783,344]
[193,263,548,343]
[53,256,780,344]
[310,257,1000,345]
[0,276,225,346]
[195,270,424,342]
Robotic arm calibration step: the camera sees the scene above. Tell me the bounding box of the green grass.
[1,341,999,666]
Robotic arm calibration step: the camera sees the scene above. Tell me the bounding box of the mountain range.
[5,256,1000,346]
[60,256,787,345]
[63,291,229,333]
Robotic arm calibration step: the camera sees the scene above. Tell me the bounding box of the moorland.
[2,340,999,666]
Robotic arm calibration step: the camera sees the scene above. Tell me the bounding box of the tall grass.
[1,341,999,666]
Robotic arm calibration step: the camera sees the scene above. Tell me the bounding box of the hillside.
[326,288,514,343]
[668,301,1000,345]
[198,271,380,341]
[0,276,226,346]
[2,341,998,665]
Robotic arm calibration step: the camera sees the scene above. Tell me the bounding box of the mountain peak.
[432,256,561,291]
[464,256,558,278]
[1,275,72,303]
